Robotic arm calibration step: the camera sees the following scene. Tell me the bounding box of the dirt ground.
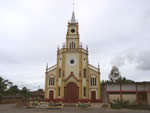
[0,104,149,113]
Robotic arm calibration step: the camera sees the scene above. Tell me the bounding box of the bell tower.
[66,12,80,48]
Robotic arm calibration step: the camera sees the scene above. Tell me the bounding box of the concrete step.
[64,103,77,107]
[37,103,49,109]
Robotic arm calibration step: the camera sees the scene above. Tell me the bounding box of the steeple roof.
[71,11,76,23]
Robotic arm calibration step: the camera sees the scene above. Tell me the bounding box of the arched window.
[90,77,96,86]
[90,78,92,86]
[74,43,76,48]
[72,42,74,48]
[83,69,86,78]
[90,78,93,86]
[58,87,61,96]
[83,87,86,96]
[70,43,72,48]
[49,77,55,86]
[95,78,97,86]
[59,68,61,77]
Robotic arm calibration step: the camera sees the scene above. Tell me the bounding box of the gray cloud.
[15,80,44,91]
[111,50,150,71]
[0,0,150,89]
[136,51,150,71]
[0,51,20,64]
[110,56,126,67]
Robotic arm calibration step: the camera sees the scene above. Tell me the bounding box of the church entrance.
[64,82,79,103]
[49,91,54,101]
[91,91,96,102]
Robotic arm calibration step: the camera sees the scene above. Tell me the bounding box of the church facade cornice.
[57,48,88,55]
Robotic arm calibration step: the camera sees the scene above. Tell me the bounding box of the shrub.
[102,103,110,109]
[112,98,129,105]
[110,98,130,109]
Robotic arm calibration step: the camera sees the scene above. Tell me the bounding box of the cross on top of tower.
[73,0,75,11]
[71,0,77,23]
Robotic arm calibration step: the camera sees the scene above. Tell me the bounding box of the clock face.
[68,58,76,66]
[71,29,75,33]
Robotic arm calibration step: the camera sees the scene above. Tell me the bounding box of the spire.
[71,11,76,23]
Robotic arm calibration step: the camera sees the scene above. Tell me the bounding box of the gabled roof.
[88,64,99,72]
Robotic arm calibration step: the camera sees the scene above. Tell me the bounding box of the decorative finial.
[46,63,48,72]
[62,42,65,48]
[57,45,59,51]
[86,45,88,50]
[98,63,100,72]
[80,42,82,48]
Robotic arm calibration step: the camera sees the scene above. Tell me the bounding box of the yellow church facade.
[44,12,101,103]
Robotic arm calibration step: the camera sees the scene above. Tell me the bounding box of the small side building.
[102,82,150,105]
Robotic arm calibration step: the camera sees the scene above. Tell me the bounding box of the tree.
[20,87,29,94]
[0,76,12,96]
[37,89,44,92]
[109,65,121,82]
[7,85,19,95]
[115,77,134,83]
[20,87,32,98]
[101,66,135,84]
[0,76,33,98]
[0,77,6,96]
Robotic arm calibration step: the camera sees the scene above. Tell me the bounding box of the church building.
[44,12,101,103]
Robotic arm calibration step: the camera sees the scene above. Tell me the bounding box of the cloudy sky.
[0,0,150,90]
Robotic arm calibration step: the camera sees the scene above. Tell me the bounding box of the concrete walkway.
[0,104,150,113]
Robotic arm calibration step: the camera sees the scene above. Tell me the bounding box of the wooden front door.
[91,91,96,102]
[49,91,54,101]
[64,82,79,103]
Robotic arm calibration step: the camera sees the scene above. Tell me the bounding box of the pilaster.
[44,71,48,99]
[98,65,101,99]
[61,49,65,98]
[86,50,89,99]
[79,48,82,99]
[56,50,59,98]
